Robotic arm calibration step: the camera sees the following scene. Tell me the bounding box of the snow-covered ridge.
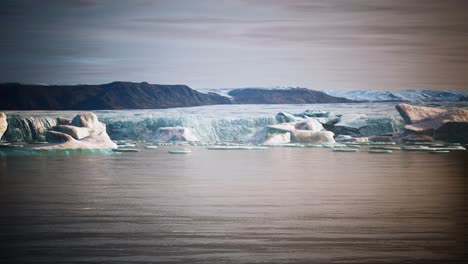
[197,86,306,100]
[322,89,468,102]
[197,87,468,103]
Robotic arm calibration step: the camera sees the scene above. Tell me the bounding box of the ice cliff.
[102,116,276,142]
[3,105,410,144]
[153,127,199,142]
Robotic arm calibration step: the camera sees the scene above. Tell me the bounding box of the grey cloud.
[42,0,102,8]
[133,17,295,25]
[1,0,468,89]
[243,0,468,15]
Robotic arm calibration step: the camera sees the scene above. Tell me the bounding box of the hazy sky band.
[1,0,468,90]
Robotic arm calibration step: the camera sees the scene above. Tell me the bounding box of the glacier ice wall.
[3,113,400,143]
[5,103,465,143]
[103,116,276,142]
[2,112,276,142]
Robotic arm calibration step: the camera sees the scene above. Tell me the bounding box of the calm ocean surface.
[0,146,467,263]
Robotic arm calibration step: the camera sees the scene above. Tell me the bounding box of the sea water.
[0,145,466,263]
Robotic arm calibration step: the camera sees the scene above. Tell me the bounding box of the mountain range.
[0,82,352,110]
[1,82,467,110]
[199,87,468,103]
[0,82,231,110]
[322,89,468,102]
[227,88,353,104]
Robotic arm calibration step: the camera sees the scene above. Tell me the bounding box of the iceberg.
[252,129,291,145]
[275,112,304,123]
[0,112,7,140]
[54,125,90,140]
[331,114,403,137]
[275,109,341,126]
[250,125,292,145]
[294,119,324,131]
[298,109,341,125]
[291,130,335,144]
[36,112,117,150]
[153,126,199,142]
[252,119,334,145]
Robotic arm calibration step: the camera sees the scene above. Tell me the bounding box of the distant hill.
[228,88,353,104]
[322,89,468,102]
[11,83,462,110]
[0,82,231,110]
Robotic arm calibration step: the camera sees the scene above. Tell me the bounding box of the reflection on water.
[0,149,115,157]
[0,147,467,263]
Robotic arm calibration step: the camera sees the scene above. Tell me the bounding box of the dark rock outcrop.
[0,82,231,110]
[228,88,353,104]
[434,122,468,143]
[395,104,446,124]
[368,135,394,142]
[395,103,468,143]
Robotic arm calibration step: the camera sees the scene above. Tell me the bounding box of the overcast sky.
[1,0,468,90]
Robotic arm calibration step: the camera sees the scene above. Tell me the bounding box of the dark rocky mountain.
[228,88,354,104]
[0,82,231,110]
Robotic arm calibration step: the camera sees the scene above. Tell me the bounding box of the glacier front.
[3,103,467,143]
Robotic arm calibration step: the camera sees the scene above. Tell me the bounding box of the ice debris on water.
[168,150,192,154]
[332,148,359,152]
[368,149,393,154]
[112,148,140,152]
[206,146,268,150]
